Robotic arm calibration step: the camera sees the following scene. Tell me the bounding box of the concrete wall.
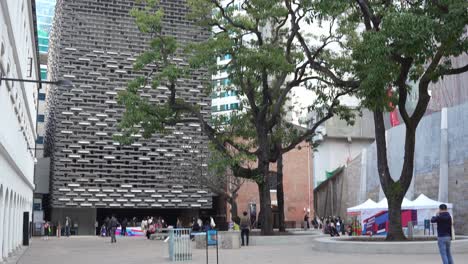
[0,0,39,259]
[314,138,373,187]
[315,102,468,234]
[313,109,375,187]
[314,155,362,219]
[35,157,50,194]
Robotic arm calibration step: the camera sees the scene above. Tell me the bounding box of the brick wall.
[232,141,313,226]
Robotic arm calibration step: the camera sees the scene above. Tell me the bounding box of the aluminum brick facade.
[45,0,212,209]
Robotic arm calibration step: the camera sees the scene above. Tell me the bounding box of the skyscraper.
[45,0,213,234]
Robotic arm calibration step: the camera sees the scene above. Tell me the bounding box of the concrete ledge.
[250,234,318,246]
[314,236,468,254]
[195,231,241,249]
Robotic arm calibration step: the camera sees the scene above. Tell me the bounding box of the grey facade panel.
[46,0,212,209]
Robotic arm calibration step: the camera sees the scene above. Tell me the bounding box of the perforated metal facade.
[45,0,212,209]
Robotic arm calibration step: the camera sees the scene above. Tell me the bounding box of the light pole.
[0,76,73,150]
[0,77,73,86]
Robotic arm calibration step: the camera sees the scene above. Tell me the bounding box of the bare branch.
[441,63,468,76]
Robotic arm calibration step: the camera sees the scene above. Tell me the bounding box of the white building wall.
[0,0,38,259]
[313,138,373,187]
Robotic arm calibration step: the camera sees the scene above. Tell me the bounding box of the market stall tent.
[410,194,453,209]
[347,199,378,214]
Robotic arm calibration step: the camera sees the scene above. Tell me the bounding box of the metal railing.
[168,228,192,261]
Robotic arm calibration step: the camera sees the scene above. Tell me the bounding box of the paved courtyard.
[6,236,468,264]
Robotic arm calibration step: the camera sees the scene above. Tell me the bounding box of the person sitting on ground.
[192,218,201,232]
[202,220,211,232]
[232,216,241,231]
[100,224,106,237]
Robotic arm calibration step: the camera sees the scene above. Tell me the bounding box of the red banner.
[387,88,400,127]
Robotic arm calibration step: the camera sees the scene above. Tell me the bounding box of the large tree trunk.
[258,159,274,235]
[386,194,406,240]
[277,153,286,232]
[258,182,273,235]
[230,193,238,219]
[374,110,416,241]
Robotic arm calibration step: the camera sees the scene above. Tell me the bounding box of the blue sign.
[207,230,218,246]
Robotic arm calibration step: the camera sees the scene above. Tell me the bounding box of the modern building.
[35,0,56,158]
[0,0,39,258]
[32,0,56,236]
[211,55,241,118]
[44,0,214,235]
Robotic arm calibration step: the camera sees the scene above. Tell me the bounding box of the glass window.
[220,105,226,111]
[40,68,47,80]
[39,45,48,53]
[36,136,44,144]
[211,106,218,112]
[230,103,239,110]
[39,93,46,100]
[37,114,45,122]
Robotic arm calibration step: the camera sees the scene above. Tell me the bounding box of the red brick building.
[228,141,314,228]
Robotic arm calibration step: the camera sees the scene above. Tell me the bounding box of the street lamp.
[0,77,73,86]
[0,76,74,152]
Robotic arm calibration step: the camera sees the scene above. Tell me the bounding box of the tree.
[118,0,357,235]
[320,0,467,240]
[189,143,246,219]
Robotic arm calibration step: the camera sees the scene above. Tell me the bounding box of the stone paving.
[5,236,468,264]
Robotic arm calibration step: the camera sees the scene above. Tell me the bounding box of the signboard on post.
[207,230,218,246]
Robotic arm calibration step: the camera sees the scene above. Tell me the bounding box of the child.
[100,224,107,237]
[43,221,51,240]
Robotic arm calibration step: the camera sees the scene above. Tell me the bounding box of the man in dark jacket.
[431,204,454,264]
[109,216,120,243]
[121,218,128,236]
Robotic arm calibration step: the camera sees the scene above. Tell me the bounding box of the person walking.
[65,216,71,237]
[109,215,119,243]
[104,216,110,237]
[43,221,51,240]
[431,204,454,264]
[304,212,310,230]
[121,218,128,236]
[240,211,250,246]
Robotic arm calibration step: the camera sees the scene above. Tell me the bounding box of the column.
[0,189,4,261]
[6,194,12,257]
[438,108,448,202]
[359,149,367,203]
[2,192,9,259]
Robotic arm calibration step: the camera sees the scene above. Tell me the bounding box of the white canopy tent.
[410,194,453,209]
[347,199,378,213]
[374,197,414,209]
[346,194,454,230]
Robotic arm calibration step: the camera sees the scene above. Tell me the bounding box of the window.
[40,68,47,80]
[39,93,46,100]
[36,136,44,144]
[220,105,226,111]
[37,114,45,122]
[230,103,239,110]
[211,106,218,112]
